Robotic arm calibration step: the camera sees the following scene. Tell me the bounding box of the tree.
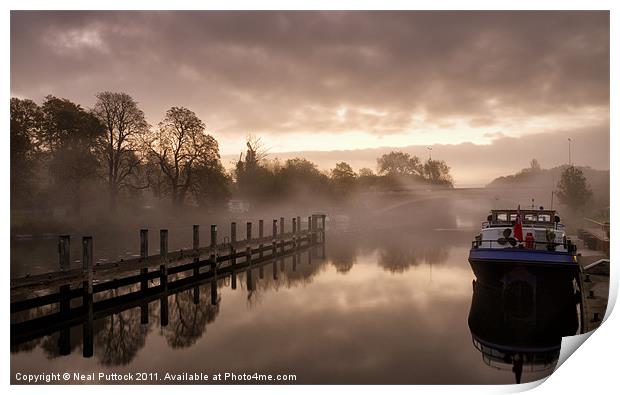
[556,166,592,212]
[377,151,422,177]
[146,107,220,206]
[275,158,330,198]
[92,92,150,209]
[529,158,541,172]
[40,95,104,212]
[234,135,274,200]
[10,98,43,206]
[330,162,357,197]
[422,159,454,186]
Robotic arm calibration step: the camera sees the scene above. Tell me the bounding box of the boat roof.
[491,209,556,215]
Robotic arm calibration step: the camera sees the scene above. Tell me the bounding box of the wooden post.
[292,252,297,272]
[160,229,169,327]
[58,235,70,355]
[259,262,264,279]
[192,225,200,304]
[210,225,217,274]
[193,225,200,276]
[140,230,149,324]
[320,214,326,243]
[259,219,264,259]
[273,260,278,280]
[82,236,93,358]
[59,235,70,271]
[292,218,297,234]
[280,217,285,254]
[230,222,237,266]
[272,239,277,257]
[160,230,168,290]
[246,222,252,263]
[247,221,252,241]
[297,216,301,234]
[272,219,278,240]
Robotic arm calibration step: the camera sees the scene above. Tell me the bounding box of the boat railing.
[471,239,577,253]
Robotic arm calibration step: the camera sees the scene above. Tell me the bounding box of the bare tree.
[146,107,220,206]
[92,92,149,209]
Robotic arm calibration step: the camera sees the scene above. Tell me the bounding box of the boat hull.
[468,248,580,284]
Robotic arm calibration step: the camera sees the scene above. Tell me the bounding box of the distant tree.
[192,162,232,209]
[377,151,422,177]
[10,98,43,206]
[234,135,274,200]
[358,168,374,177]
[92,92,150,209]
[276,158,330,198]
[422,159,454,186]
[40,95,104,212]
[146,107,220,206]
[556,166,592,212]
[330,162,357,197]
[529,158,541,172]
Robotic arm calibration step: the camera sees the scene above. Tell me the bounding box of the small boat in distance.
[469,207,579,281]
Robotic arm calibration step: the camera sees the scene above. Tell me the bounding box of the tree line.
[11,92,454,214]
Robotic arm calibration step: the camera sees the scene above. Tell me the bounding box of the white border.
[2,2,616,395]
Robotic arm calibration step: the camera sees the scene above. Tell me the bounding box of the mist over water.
[11,191,580,384]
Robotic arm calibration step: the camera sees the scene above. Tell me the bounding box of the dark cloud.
[11,11,609,143]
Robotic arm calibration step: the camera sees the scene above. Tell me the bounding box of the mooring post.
[139,229,149,324]
[259,261,264,279]
[292,252,297,272]
[320,214,326,243]
[292,217,297,250]
[297,216,301,234]
[230,222,237,266]
[57,235,71,355]
[272,219,278,240]
[280,217,285,254]
[82,236,94,358]
[160,229,168,291]
[192,224,200,275]
[160,229,169,328]
[273,259,278,280]
[258,219,264,259]
[210,225,217,274]
[246,221,252,265]
[59,235,70,271]
[193,225,200,304]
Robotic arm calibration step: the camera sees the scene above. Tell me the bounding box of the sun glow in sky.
[10,11,609,178]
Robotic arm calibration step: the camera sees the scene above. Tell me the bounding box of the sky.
[10,11,609,184]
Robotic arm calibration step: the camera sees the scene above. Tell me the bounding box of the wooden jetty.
[10,214,327,350]
[578,218,610,256]
[577,252,609,333]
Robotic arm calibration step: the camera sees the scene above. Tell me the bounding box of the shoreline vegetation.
[11,93,608,235]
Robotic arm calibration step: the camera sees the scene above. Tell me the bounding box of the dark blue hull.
[468,248,580,283]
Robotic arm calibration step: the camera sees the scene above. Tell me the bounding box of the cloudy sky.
[10,11,609,183]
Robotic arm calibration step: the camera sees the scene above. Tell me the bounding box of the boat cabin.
[485,209,560,228]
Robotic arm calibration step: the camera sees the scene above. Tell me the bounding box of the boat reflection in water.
[468,266,580,384]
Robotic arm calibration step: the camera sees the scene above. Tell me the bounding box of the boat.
[469,207,579,283]
[468,265,580,383]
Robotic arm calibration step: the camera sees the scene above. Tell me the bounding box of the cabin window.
[538,214,551,222]
[496,213,508,221]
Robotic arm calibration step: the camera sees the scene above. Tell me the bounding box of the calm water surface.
[11,227,573,384]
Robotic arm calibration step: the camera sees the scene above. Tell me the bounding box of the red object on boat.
[514,205,523,242]
[525,232,534,249]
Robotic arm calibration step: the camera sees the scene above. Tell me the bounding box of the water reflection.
[12,225,576,384]
[468,266,580,383]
